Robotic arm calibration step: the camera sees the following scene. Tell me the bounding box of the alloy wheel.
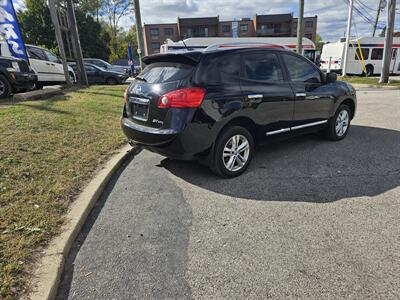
[335,110,349,137]
[222,134,250,172]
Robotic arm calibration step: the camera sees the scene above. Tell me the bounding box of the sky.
[13,0,400,42]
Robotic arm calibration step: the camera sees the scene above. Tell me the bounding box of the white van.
[0,42,76,88]
[320,37,400,76]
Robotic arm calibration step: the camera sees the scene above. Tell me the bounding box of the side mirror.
[326,72,337,83]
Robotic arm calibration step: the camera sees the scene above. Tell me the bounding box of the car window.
[242,52,283,81]
[27,47,47,60]
[139,62,194,83]
[282,53,321,83]
[44,50,60,63]
[85,65,96,72]
[194,54,240,84]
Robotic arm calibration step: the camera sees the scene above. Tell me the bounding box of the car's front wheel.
[210,126,254,177]
[0,74,11,99]
[325,104,351,140]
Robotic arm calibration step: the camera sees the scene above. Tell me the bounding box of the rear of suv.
[121,45,357,177]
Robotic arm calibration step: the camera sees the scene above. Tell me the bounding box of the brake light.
[124,86,129,103]
[158,87,205,108]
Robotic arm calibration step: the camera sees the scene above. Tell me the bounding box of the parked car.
[113,58,141,76]
[69,63,127,85]
[0,56,37,98]
[83,58,130,76]
[121,44,357,177]
[0,42,76,88]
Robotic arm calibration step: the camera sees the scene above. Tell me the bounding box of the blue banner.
[0,0,28,61]
[128,43,135,75]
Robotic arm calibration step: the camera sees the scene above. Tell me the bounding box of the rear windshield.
[140,62,194,83]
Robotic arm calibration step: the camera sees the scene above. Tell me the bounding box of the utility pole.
[380,0,396,84]
[66,0,88,85]
[342,0,354,76]
[134,0,145,69]
[296,0,304,55]
[48,0,71,85]
[372,0,383,37]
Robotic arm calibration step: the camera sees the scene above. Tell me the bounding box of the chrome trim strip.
[248,94,263,99]
[290,120,328,131]
[266,120,328,136]
[129,96,150,104]
[266,128,291,136]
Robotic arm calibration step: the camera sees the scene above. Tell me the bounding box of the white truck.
[320,37,400,76]
[160,37,318,63]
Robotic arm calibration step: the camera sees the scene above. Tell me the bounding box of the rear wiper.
[135,76,147,82]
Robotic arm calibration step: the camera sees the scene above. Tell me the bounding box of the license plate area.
[129,97,150,121]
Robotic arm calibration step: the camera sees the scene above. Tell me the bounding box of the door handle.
[247,94,263,99]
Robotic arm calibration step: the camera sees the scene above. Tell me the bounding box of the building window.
[222,25,231,33]
[164,28,173,36]
[305,33,313,40]
[267,23,273,29]
[274,23,281,33]
[240,24,248,31]
[150,28,159,36]
[151,42,160,50]
[306,21,313,28]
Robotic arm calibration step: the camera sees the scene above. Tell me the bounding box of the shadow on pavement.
[163,125,400,202]
[57,151,193,299]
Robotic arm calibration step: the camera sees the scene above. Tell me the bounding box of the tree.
[17,0,56,50]
[315,33,325,53]
[105,25,138,63]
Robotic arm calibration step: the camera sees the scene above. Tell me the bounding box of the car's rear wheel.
[210,126,254,177]
[0,75,11,99]
[325,104,351,140]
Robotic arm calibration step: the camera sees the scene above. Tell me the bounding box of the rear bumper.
[9,72,37,91]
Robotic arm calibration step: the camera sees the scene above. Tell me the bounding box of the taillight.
[158,87,205,108]
[124,86,129,103]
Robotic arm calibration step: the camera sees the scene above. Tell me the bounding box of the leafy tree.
[17,0,56,50]
[315,33,325,53]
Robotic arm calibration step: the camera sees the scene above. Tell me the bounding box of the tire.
[106,77,118,85]
[365,65,374,77]
[69,72,75,84]
[0,74,11,99]
[325,104,351,141]
[210,126,255,178]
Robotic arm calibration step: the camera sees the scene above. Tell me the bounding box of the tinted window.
[27,47,46,60]
[371,48,383,60]
[44,50,60,63]
[282,53,321,83]
[242,52,283,81]
[85,65,96,72]
[355,48,369,60]
[194,54,240,84]
[140,62,194,83]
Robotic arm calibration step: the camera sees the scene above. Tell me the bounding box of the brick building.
[143,13,317,55]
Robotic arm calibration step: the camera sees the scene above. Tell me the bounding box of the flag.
[0,0,29,61]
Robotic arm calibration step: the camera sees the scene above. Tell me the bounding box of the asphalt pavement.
[57,89,400,299]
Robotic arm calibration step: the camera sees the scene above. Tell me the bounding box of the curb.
[30,144,138,300]
[352,83,400,90]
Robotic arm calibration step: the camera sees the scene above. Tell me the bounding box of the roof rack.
[204,42,289,52]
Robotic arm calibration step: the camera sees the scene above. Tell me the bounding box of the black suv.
[0,57,37,98]
[121,45,357,177]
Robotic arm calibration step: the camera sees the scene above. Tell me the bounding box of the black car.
[0,56,37,98]
[70,63,127,85]
[121,45,357,177]
[83,58,130,76]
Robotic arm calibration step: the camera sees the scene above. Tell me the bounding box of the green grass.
[339,76,400,87]
[0,86,127,299]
